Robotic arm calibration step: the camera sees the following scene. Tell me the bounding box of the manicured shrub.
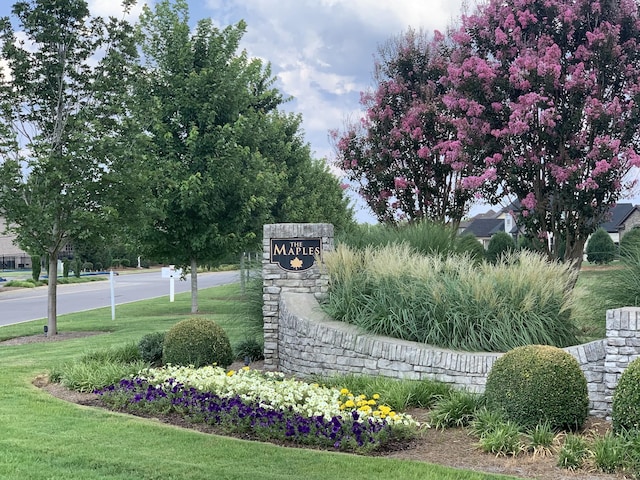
[484,345,588,431]
[612,357,640,433]
[455,234,485,262]
[121,258,130,268]
[517,234,545,253]
[619,227,640,258]
[73,257,82,278]
[163,317,234,368]
[62,259,70,278]
[486,231,516,264]
[82,262,93,271]
[31,255,41,282]
[138,332,166,366]
[586,227,616,264]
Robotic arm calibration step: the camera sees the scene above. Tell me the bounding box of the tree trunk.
[47,253,58,336]
[190,257,198,314]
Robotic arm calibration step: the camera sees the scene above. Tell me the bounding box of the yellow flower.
[343,399,355,408]
[242,366,250,371]
[372,393,380,400]
[367,399,376,405]
[340,388,349,395]
[226,370,235,377]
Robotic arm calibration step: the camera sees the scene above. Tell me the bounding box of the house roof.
[599,203,637,232]
[462,218,506,238]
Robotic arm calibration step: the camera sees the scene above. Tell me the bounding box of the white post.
[109,270,115,320]
[170,276,175,302]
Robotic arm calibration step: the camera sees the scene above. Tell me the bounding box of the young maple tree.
[444,0,640,264]
[0,0,143,336]
[332,29,481,228]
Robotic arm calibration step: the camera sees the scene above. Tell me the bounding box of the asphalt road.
[0,270,239,327]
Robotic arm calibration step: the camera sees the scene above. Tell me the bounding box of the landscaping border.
[262,223,640,419]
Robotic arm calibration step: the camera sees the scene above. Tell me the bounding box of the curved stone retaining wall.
[276,292,639,419]
[262,223,640,420]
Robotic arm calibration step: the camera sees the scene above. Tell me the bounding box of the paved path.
[0,270,239,327]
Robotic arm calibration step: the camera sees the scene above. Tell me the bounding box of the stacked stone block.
[603,307,640,419]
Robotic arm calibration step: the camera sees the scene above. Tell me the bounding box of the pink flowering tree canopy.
[445,0,640,263]
[331,29,481,227]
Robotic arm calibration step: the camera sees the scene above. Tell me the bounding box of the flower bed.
[95,365,418,452]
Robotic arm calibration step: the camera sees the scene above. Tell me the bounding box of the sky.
[0,0,473,223]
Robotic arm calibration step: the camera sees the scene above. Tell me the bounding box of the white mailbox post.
[161,265,182,302]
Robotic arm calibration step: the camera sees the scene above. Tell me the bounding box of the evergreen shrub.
[138,332,166,365]
[455,234,485,262]
[163,317,234,368]
[484,345,588,431]
[486,232,516,264]
[619,227,640,258]
[31,255,41,282]
[612,357,640,433]
[586,228,616,264]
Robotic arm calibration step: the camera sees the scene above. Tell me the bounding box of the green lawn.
[0,284,518,480]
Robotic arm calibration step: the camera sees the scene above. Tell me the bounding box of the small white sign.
[161,265,182,278]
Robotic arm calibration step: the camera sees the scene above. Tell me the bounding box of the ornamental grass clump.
[322,245,581,352]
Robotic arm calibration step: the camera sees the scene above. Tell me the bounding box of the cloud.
[87,0,148,20]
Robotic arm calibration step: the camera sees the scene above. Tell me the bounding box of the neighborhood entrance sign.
[270,238,321,272]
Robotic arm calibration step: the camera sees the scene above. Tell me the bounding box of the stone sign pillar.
[262,223,334,370]
[603,307,640,419]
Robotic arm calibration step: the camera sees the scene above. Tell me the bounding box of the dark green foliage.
[82,262,93,271]
[484,345,588,431]
[234,338,264,363]
[586,228,616,264]
[455,234,485,262]
[517,234,545,253]
[612,357,640,433]
[73,257,82,278]
[121,258,130,268]
[619,227,640,258]
[62,259,70,278]
[486,231,515,264]
[138,332,166,366]
[601,251,640,308]
[31,255,41,282]
[163,317,234,368]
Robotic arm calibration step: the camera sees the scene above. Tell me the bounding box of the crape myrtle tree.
[136,0,285,313]
[444,0,640,265]
[0,0,145,336]
[332,28,482,228]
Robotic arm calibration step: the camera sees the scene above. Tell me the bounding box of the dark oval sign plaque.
[270,238,321,271]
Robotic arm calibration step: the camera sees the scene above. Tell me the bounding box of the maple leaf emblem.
[290,257,304,269]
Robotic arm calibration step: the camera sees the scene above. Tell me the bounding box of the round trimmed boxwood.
[162,317,234,369]
[612,357,640,433]
[484,345,588,431]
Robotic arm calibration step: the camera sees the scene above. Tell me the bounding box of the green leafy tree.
[0,0,146,335]
[136,0,284,313]
[586,228,616,264]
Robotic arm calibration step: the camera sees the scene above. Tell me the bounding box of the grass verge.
[0,283,517,480]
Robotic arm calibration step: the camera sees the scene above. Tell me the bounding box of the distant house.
[463,202,640,250]
[461,202,520,249]
[597,203,640,245]
[0,217,31,270]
